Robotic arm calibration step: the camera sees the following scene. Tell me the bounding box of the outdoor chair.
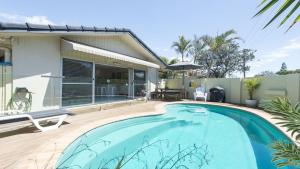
[193,86,208,102]
[0,109,69,132]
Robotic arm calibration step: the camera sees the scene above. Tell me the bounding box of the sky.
[0,0,299,77]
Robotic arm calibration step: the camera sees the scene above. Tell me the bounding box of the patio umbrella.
[166,62,202,98]
[166,61,202,71]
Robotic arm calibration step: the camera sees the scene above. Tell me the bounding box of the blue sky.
[0,0,299,77]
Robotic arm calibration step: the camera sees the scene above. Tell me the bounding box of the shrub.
[244,78,261,100]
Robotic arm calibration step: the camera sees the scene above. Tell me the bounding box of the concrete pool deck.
[0,100,296,169]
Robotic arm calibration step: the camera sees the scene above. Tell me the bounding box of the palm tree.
[191,30,241,77]
[196,29,240,53]
[213,29,241,51]
[172,36,191,62]
[254,0,300,31]
[190,36,206,63]
[159,56,179,65]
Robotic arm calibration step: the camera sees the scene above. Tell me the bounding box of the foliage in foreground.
[271,141,300,167]
[264,97,300,168]
[264,97,300,140]
[254,0,300,31]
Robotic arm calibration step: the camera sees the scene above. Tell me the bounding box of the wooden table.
[152,88,184,100]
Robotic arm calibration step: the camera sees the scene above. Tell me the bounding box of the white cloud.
[163,48,169,52]
[250,37,300,68]
[0,12,55,25]
[262,37,300,60]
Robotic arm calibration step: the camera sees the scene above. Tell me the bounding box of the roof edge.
[0,22,166,67]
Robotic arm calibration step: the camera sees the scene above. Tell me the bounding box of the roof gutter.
[0,22,166,67]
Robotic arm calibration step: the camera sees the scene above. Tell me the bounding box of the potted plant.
[244,78,261,107]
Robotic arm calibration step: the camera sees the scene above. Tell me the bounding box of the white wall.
[12,36,61,111]
[164,74,300,106]
[9,35,159,111]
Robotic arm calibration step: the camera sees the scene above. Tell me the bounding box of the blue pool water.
[57,104,295,169]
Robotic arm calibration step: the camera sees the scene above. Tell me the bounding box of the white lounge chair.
[0,109,69,132]
[194,86,208,102]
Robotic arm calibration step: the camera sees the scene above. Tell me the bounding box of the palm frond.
[263,0,296,28]
[254,0,280,17]
[270,141,300,167]
[286,14,300,32]
[280,1,300,27]
[255,0,300,30]
[263,97,300,139]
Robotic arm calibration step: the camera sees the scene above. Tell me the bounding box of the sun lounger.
[0,109,69,132]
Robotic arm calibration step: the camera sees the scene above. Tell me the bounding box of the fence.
[162,73,300,106]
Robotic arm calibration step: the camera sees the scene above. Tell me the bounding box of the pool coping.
[14,101,298,169]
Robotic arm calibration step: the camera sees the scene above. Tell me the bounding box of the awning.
[61,39,160,68]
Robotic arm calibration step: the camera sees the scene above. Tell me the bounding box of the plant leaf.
[279,1,300,27]
[253,0,279,17]
[263,0,296,28]
[286,14,300,32]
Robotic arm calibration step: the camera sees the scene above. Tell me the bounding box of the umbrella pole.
[182,71,184,86]
[182,71,185,98]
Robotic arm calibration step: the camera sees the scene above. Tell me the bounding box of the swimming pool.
[57,103,295,169]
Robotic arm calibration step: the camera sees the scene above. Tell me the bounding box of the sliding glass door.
[61,58,147,107]
[62,58,93,106]
[95,64,129,103]
[134,70,146,97]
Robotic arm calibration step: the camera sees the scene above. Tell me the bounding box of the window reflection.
[62,59,93,106]
[134,70,146,97]
[95,64,129,103]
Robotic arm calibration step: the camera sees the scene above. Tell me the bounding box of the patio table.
[163,89,182,100]
[155,88,184,100]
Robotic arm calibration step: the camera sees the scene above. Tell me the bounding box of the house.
[0,22,165,112]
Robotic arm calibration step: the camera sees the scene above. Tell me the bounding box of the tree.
[280,62,288,72]
[189,36,206,63]
[159,56,179,65]
[276,62,297,75]
[171,35,192,62]
[192,30,255,78]
[255,70,276,77]
[254,0,300,31]
[159,56,179,78]
[160,56,169,65]
[238,49,256,78]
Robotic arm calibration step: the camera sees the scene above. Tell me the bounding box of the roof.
[0,22,166,67]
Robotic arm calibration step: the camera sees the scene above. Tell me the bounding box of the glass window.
[62,59,93,106]
[95,64,129,103]
[62,84,92,106]
[63,58,93,83]
[134,70,146,97]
